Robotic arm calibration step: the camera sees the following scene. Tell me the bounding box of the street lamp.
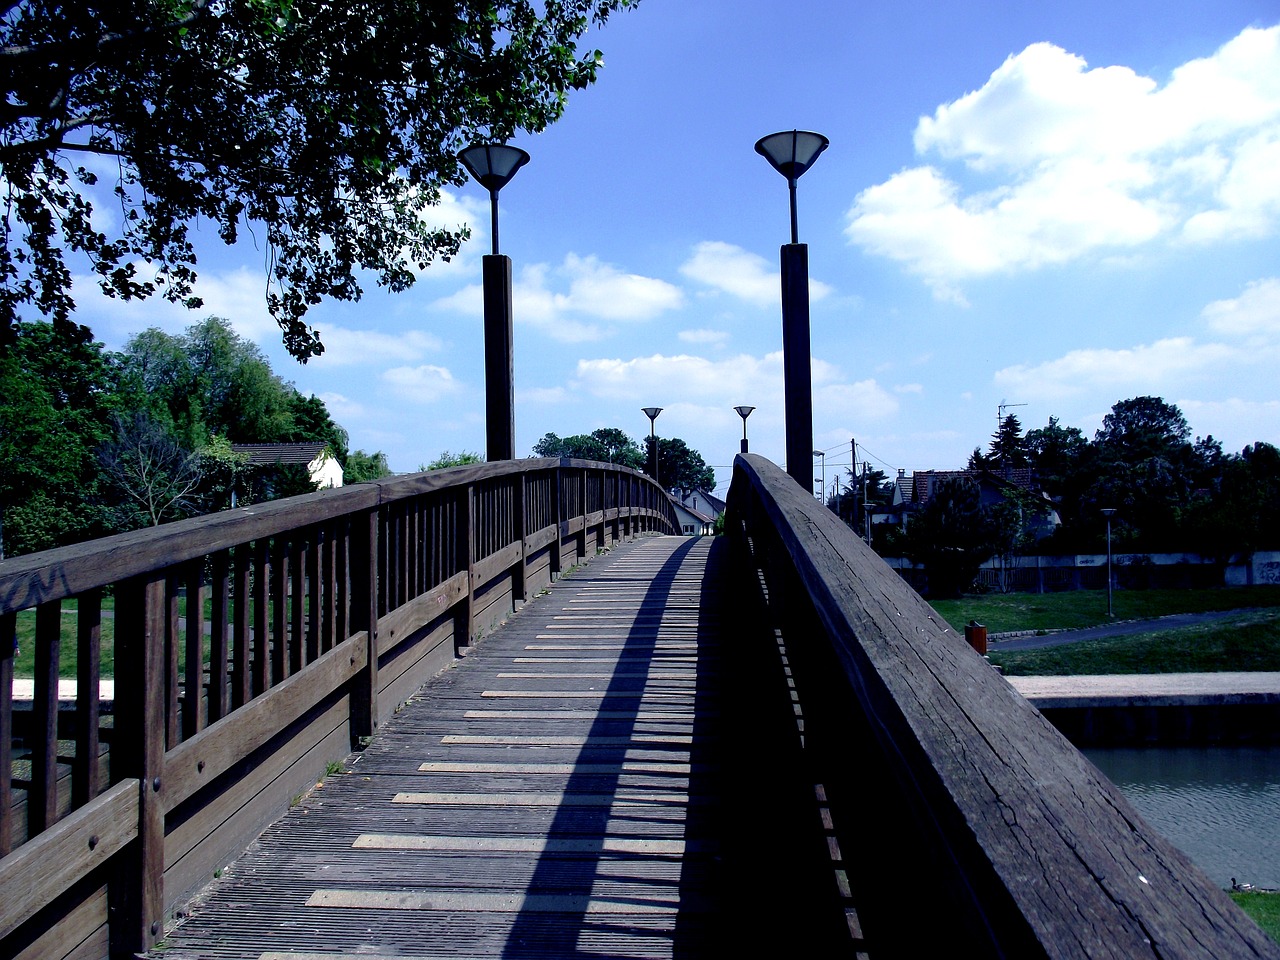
[734,405,755,453]
[813,449,825,503]
[1101,508,1117,617]
[756,130,829,491]
[458,142,530,462]
[642,407,663,485]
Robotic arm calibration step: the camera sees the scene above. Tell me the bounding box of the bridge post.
[109,574,166,956]
[483,255,515,462]
[781,243,814,492]
[350,508,379,742]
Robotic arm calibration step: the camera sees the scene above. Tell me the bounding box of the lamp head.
[458,143,530,193]
[755,130,829,183]
[1101,508,1117,517]
[813,449,824,458]
[642,406,663,422]
[734,405,755,421]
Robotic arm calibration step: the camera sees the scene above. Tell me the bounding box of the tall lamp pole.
[1101,508,1117,617]
[734,405,755,454]
[756,130,829,490]
[813,449,825,503]
[642,407,663,486]
[458,142,530,462]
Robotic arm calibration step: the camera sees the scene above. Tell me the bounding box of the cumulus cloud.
[310,326,445,367]
[994,337,1239,399]
[680,241,833,307]
[382,364,460,404]
[848,26,1280,297]
[573,350,897,418]
[1201,277,1280,338]
[678,328,730,346]
[430,252,682,343]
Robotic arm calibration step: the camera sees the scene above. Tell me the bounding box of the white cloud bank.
[847,26,1280,299]
[680,241,834,307]
[433,252,683,342]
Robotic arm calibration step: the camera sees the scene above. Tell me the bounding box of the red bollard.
[964,620,987,655]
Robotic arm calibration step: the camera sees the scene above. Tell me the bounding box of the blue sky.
[74,0,1280,498]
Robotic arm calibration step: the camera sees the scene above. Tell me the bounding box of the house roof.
[231,442,330,466]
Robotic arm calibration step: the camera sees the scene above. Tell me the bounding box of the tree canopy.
[0,0,636,359]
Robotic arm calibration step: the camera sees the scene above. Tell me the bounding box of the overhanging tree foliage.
[0,0,636,359]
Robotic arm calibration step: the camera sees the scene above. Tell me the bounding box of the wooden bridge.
[2,455,1276,959]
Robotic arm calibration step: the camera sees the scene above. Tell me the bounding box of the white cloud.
[573,350,897,419]
[994,337,1239,399]
[678,328,730,346]
[894,383,924,394]
[680,241,833,307]
[381,364,460,404]
[430,253,681,343]
[1201,277,1280,338]
[519,386,569,404]
[847,26,1280,296]
[310,326,445,367]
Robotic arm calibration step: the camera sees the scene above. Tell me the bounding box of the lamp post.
[458,142,531,462]
[734,405,755,453]
[756,130,829,490]
[642,407,663,486]
[1101,508,1117,617]
[813,449,825,503]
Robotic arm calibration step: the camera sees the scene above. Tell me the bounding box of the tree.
[99,412,203,527]
[0,1,637,360]
[650,437,715,494]
[423,451,483,470]
[531,428,644,469]
[0,320,116,556]
[988,414,1029,469]
[900,477,995,598]
[346,449,392,483]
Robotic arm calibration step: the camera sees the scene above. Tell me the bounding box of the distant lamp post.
[813,448,825,503]
[1101,508,1117,617]
[756,130,829,490]
[642,407,663,485]
[734,405,755,453]
[458,142,531,462]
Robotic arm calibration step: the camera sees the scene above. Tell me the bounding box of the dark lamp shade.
[458,143,530,192]
[642,407,663,420]
[734,406,755,419]
[755,130,829,181]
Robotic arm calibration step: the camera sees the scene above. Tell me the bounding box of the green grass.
[988,609,1280,676]
[1231,890,1280,943]
[930,585,1280,634]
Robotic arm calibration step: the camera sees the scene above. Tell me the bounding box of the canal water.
[1084,746,1280,890]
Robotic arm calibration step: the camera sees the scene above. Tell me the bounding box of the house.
[677,489,725,521]
[670,495,715,536]
[230,443,344,489]
[884,467,1058,537]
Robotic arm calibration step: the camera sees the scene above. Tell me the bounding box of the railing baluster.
[209,552,230,723]
[110,574,166,955]
[165,573,180,747]
[252,540,270,696]
[0,610,13,856]
[73,588,101,807]
[183,560,205,740]
[31,600,60,834]
[350,508,378,743]
[233,544,251,709]
[272,537,288,683]
[291,537,306,673]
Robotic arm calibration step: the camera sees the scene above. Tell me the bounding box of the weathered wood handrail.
[0,458,677,958]
[725,453,1278,959]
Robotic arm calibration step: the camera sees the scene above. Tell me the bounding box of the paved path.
[149,536,854,959]
[993,608,1266,651]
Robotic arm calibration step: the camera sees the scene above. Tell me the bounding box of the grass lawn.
[1231,891,1280,943]
[930,585,1280,634]
[987,608,1280,676]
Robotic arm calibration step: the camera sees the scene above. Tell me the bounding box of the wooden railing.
[0,458,677,959]
[725,453,1278,959]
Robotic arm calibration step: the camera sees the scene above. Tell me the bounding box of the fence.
[0,458,676,959]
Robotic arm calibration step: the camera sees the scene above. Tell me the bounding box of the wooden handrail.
[725,453,1277,959]
[0,458,677,957]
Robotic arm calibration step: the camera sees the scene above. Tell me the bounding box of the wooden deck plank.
[150,536,853,959]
